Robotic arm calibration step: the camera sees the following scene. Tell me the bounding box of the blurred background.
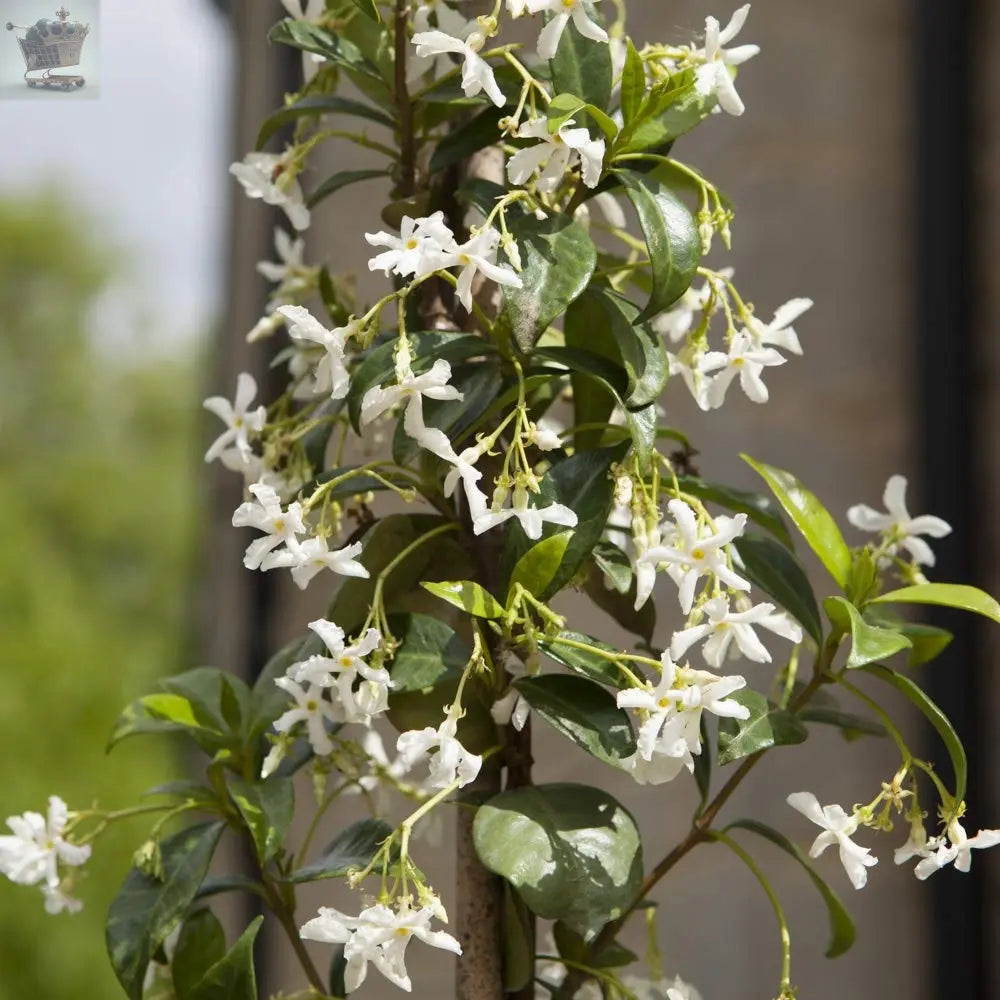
[0,1,997,998]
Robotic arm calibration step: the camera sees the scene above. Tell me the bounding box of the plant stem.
[263,879,327,994]
[395,0,416,198]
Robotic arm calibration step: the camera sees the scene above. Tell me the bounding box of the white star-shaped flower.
[692,5,759,117]
[230,150,311,231]
[412,26,506,106]
[0,796,90,892]
[443,442,491,517]
[366,212,456,278]
[525,0,609,61]
[507,117,607,191]
[743,297,812,355]
[700,331,787,408]
[232,483,307,570]
[913,819,1000,880]
[443,227,523,313]
[846,475,952,567]
[203,372,267,464]
[273,677,341,756]
[300,901,461,993]
[787,791,878,889]
[636,500,749,613]
[670,595,803,668]
[473,484,578,541]
[277,305,358,401]
[257,227,308,293]
[262,536,369,589]
[396,705,483,789]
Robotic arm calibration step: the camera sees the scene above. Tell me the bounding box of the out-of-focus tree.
[0,192,198,999]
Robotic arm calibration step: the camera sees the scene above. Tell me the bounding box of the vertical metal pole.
[914,0,987,995]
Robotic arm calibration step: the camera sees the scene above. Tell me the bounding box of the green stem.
[395,0,416,197]
[296,779,357,868]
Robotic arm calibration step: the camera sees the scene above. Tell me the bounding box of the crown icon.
[5,7,91,91]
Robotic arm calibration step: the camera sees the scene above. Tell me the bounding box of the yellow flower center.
[658,697,671,709]
[340,656,354,667]
[274,519,285,532]
[733,357,745,367]
[691,548,706,560]
[459,253,471,265]
[306,699,318,711]
[406,238,419,250]
[234,417,244,427]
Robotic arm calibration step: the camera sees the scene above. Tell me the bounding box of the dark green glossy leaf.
[228,777,294,864]
[268,20,383,81]
[859,664,967,804]
[350,0,380,22]
[507,531,574,604]
[257,95,394,149]
[502,214,597,351]
[473,784,642,937]
[592,540,632,594]
[307,167,391,209]
[514,674,636,766]
[549,2,612,113]
[797,706,886,740]
[678,476,793,548]
[171,909,226,1000]
[422,579,505,619]
[725,820,856,958]
[734,534,822,646]
[186,916,262,1000]
[553,921,637,968]
[742,455,852,587]
[824,597,911,669]
[193,875,267,903]
[387,613,469,692]
[502,883,534,993]
[290,818,394,883]
[106,822,226,1000]
[870,583,1000,625]
[539,631,630,688]
[430,105,506,174]
[616,168,700,322]
[717,690,807,766]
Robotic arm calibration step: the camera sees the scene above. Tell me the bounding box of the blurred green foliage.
[0,192,199,999]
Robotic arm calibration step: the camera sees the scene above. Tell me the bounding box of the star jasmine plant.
[4,4,999,1000]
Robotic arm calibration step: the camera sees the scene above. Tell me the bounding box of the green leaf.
[725,820,856,959]
[592,540,632,594]
[268,20,383,81]
[678,476,793,549]
[693,717,712,812]
[307,167,390,208]
[422,580,505,619]
[228,777,294,864]
[507,531,574,605]
[797,707,886,741]
[549,2,612,112]
[616,168,700,322]
[161,668,250,736]
[514,675,636,766]
[387,613,469,693]
[256,95,394,149]
[614,68,716,154]
[502,214,597,351]
[619,39,646,127]
[742,455,852,587]
[553,921,637,969]
[900,622,954,667]
[473,784,643,937]
[171,909,227,1000]
[733,534,822,646]
[502,883,534,993]
[350,0,380,22]
[545,92,618,141]
[106,822,226,1000]
[870,583,1000,625]
[186,917,262,1000]
[290,818,394,883]
[717,690,807,766]
[539,631,630,688]
[329,946,348,999]
[824,597,911,669]
[859,664,967,804]
[193,875,267,903]
[107,694,221,753]
[430,106,506,174]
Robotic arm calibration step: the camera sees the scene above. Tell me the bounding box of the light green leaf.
[592,540,632,594]
[870,583,1000,625]
[386,613,469,693]
[186,917,262,1000]
[733,534,822,646]
[677,476,793,548]
[546,92,618,141]
[549,2,612,113]
[502,214,597,351]
[725,820,856,958]
[228,777,294,864]
[616,168,700,322]
[171,909,227,1000]
[859,664,967,805]
[717,690,807,766]
[514,675,636,766]
[824,597,911,669]
[306,167,391,208]
[742,455,852,587]
[106,822,226,1000]
[614,68,716,154]
[422,580,505,619]
[901,623,954,667]
[473,784,643,937]
[507,532,574,605]
[539,631,630,688]
[619,38,646,126]
[290,819,394,883]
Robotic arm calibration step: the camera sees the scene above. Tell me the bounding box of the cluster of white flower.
[507,117,607,192]
[300,899,461,993]
[0,796,90,914]
[367,212,522,313]
[230,149,311,232]
[658,269,813,412]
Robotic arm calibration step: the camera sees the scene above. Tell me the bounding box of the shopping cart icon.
[5,6,90,91]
